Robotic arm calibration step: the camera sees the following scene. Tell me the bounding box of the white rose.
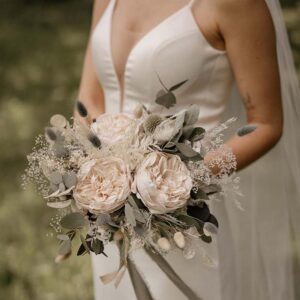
[135,151,193,214]
[73,158,131,214]
[91,113,136,144]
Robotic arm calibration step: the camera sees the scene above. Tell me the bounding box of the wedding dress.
[89,0,300,299]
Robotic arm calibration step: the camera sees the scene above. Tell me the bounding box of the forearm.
[204,121,283,174]
[75,39,105,123]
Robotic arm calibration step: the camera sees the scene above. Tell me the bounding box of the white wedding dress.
[90,1,235,299]
[89,0,299,299]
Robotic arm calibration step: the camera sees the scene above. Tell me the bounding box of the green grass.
[0,0,299,299]
[0,1,94,299]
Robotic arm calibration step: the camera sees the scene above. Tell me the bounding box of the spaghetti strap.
[188,0,196,7]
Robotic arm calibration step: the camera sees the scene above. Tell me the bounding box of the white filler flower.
[73,158,131,214]
[135,151,193,214]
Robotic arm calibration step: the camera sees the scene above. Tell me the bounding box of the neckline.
[108,0,195,110]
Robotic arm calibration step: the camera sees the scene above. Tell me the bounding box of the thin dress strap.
[188,0,196,7]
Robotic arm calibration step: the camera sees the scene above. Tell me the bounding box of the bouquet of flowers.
[24,81,245,299]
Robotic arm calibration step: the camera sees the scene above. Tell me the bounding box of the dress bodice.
[91,0,234,129]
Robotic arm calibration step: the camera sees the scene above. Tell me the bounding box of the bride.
[75,0,300,299]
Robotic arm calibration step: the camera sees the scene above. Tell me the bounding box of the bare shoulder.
[214,0,275,33]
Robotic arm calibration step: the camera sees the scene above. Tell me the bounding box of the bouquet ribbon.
[99,240,203,300]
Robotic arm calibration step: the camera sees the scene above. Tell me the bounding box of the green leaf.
[128,194,146,209]
[60,213,85,230]
[169,79,188,91]
[189,127,206,142]
[91,239,104,255]
[58,239,71,256]
[175,143,202,159]
[191,188,209,201]
[176,214,204,235]
[201,235,212,243]
[49,171,63,185]
[96,214,111,226]
[180,126,195,141]
[125,203,136,227]
[77,243,87,256]
[184,105,200,126]
[155,92,176,109]
[156,89,167,98]
[203,184,222,195]
[62,172,77,188]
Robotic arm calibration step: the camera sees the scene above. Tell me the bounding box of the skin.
[77,0,283,172]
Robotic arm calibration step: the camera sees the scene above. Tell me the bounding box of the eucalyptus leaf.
[58,182,66,192]
[176,214,204,235]
[180,126,195,141]
[63,172,77,188]
[175,143,201,159]
[201,235,212,243]
[164,141,176,149]
[207,214,219,228]
[155,92,176,109]
[191,188,209,201]
[52,143,68,158]
[91,239,104,255]
[203,184,222,195]
[156,89,167,98]
[184,105,200,126]
[58,239,71,256]
[133,208,146,223]
[187,203,210,222]
[169,79,188,91]
[60,213,85,229]
[189,127,206,142]
[77,243,87,256]
[49,171,63,185]
[96,214,111,226]
[125,203,136,227]
[128,194,146,209]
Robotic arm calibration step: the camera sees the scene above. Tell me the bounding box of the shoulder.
[214,0,273,22]
[212,0,275,39]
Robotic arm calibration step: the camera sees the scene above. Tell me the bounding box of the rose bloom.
[91,113,136,144]
[73,158,131,214]
[134,151,193,214]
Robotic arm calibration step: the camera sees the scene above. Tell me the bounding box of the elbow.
[269,119,283,148]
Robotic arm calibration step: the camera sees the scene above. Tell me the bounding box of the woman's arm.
[205,0,283,172]
[75,0,110,123]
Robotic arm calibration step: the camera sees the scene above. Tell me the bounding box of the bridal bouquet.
[24,81,244,297]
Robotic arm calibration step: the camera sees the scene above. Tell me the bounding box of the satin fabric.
[90,0,237,299]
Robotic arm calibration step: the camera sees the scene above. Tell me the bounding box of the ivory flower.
[73,158,131,214]
[91,113,136,144]
[135,151,193,214]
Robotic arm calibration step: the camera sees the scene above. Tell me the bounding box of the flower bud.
[157,237,171,252]
[173,231,185,249]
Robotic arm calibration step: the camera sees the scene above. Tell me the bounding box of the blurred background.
[0,0,299,299]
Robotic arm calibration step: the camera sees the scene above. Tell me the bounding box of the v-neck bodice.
[91,0,234,130]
